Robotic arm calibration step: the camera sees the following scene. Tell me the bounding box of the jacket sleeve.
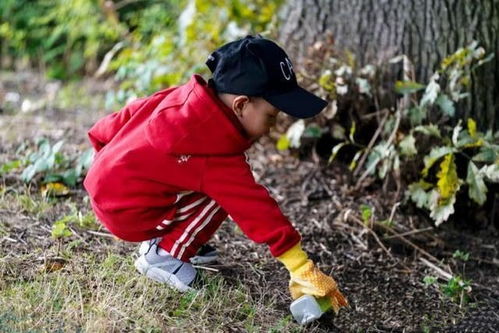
[88,97,147,152]
[201,154,301,257]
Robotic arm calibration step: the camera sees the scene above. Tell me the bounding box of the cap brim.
[264,86,328,118]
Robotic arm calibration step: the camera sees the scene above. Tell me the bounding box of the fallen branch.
[86,230,115,238]
[347,215,394,261]
[192,265,219,272]
[384,227,434,240]
[374,221,442,264]
[419,257,453,280]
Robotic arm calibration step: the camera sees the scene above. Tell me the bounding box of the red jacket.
[83,75,300,257]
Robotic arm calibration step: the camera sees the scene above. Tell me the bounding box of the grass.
[0,186,53,217]
[0,250,301,332]
[0,181,303,332]
[0,184,302,331]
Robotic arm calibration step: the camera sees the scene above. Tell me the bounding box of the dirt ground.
[1,72,498,332]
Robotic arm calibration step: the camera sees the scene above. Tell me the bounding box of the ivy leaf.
[414,124,441,138]
[319,70,335,92]
[420,73,441,107]
[349,149,364,171]
[479,164,499,183]
[407,180,432,208]
[331,123,346,140]
[285,120,305,148]
[398,134,417,156]
[329,142,348,164]
[422,146,456,177]
[428,189,457,226]
[467,118,477,138]
[436,94,455,117]
[356,78,372,96]
[467,162,487,205]
[276,135,290,151]
[407,106,427,125]
[472,148,497,163]
[394,80,425,94]
[303,124,323,138]
[378,144,396,178]
[452,121,463,146]
[436,154,461,203]
[455,132,477,148]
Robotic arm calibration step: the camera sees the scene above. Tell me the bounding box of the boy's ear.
[232,95,250,116]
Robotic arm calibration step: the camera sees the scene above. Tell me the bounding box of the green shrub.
[279,42,498,226]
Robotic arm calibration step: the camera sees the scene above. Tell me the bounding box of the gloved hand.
[277,242,348,314]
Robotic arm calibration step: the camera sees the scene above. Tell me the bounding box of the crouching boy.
[84,35,348,313]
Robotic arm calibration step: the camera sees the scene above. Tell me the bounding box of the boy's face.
[232,96,280,140]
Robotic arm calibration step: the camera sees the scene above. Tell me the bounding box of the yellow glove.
[277,243,348,314]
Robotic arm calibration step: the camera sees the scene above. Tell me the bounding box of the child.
[84,35,348,313]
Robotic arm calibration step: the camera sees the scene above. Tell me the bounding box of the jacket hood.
[146,75,252,155]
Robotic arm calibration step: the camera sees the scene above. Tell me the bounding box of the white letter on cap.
[280,58,294,80]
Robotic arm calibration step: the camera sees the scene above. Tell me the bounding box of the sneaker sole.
[134,255,193,292]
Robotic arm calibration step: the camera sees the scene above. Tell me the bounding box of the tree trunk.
[279,0,499,131]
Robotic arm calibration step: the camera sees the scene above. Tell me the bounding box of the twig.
[353,109,389,177]
[86,230,115,238]
[388,201,401,224]
[350,233,368,250]
[419,257,453,280]
[192,265,219,272]
[1,236,17,243]
[375,222,441,264]
[384,227,434,240]
[348,215,394,260]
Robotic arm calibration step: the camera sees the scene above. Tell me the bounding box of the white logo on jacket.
[177,155,191,164]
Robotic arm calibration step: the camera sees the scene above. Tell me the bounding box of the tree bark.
[279,0,499,131]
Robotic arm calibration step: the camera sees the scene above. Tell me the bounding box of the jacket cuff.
[276,242,309,273]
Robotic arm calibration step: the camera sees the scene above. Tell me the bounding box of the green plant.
[0,0,123,79]
[17,138,93,187]
[442,276,471,306]
[423,275,437,287]
[107,0,283,105]
[279,41,498,226]
[452,250,470,262]
[359,204,373,224]
[422,274,471,307]
[0,160,21,176]
[51,206,98,239]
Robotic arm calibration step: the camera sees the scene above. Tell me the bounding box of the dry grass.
[0,244,302,332]
[0,184,303,332]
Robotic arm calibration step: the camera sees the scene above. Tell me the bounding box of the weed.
[359,204,373,224]
[422,274,472,308]
[443,276,472,306]
[423,275,438,287]
[452,250,470,262]
[18,193,52,217]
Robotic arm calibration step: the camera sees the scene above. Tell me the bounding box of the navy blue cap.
[206,35,327,118]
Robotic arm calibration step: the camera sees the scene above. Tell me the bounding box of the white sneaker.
[139,238,218,264]
[134,239,196,292]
